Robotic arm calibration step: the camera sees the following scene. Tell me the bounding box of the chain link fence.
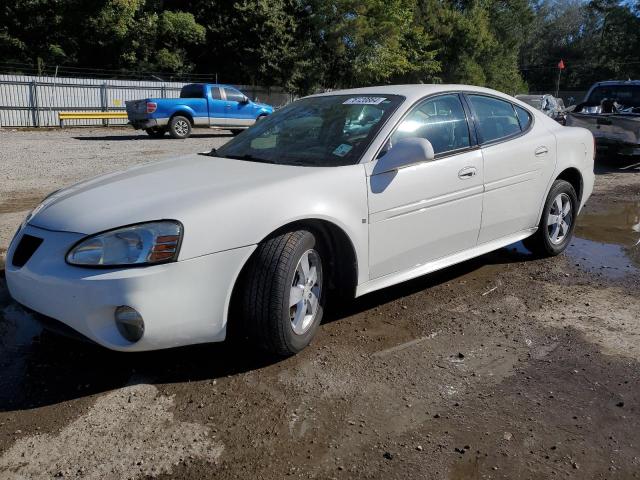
[0,74,294,128]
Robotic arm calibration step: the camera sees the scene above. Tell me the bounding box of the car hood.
[28,154,315,237]
[253,102,273,111]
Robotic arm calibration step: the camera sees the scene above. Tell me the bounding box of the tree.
[299,0,440,92]
[188,0,301,87]
[415,0,531,93]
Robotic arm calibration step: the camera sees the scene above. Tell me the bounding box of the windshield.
[214,94,404,166]
[587,85,640,107]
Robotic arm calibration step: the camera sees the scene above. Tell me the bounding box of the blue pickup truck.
[125,83,274,139]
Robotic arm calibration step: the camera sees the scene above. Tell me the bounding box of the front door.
[368,93,484,279]
[222,87,255,127]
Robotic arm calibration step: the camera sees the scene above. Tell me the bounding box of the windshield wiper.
[222,153,276,164]
[198,148,219,157]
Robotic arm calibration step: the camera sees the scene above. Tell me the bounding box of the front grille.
[11,234,43,268]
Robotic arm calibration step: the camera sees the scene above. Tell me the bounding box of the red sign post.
[556,59,565,97]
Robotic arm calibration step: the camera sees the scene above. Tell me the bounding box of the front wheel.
[168,116,192,139]
[523,179,578,256]
[242,230,325,356]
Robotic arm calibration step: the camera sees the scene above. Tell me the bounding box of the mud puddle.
[0,192,43,214]
[0,299,43,409]
[569,199,640,277]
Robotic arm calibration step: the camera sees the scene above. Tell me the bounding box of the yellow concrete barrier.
[58,111,128,127]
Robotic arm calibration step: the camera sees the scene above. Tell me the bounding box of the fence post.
[29,80,40,127]
[161,85,166,98]
[101,82,108,127]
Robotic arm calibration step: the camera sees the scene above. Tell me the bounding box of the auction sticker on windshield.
[343,97,387,105]
[333,144,353,157]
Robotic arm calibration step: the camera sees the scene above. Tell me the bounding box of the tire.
[168,115,192,139]
[231,129,244,136]
[242,230,325,356]
[523,179,578,257]
[145,127,166,138]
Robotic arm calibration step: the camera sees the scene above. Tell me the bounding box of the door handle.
[458,167,477,179]
[535,146,549,157]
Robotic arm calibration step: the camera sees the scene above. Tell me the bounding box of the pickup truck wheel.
[145,127,165,138]
[242,230,325,356]
[168,116,192,139]
[523,179,577,257]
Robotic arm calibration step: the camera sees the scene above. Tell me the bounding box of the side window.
[468,95,521,143]
[224,88,245,103]
[515,105,532,130]
[180,84,204,98]
[210,87,222,100]
[390,94,470,155]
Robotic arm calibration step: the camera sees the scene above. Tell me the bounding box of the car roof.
[590,80,640,87]
[516,94,550,100]
[309,84,517,104]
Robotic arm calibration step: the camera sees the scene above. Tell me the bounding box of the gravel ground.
[0,128,639,479]
[0,127,231,259]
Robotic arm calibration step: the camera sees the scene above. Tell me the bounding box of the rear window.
[587,85,640,107]
[180,84,204,99]
[515,106,533,130]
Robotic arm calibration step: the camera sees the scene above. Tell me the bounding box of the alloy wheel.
[289,249,322,335]
[547,193,573,245]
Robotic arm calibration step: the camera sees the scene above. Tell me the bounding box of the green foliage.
[1,0,638,93]
[521,0,640,92]
[299,0,440,90]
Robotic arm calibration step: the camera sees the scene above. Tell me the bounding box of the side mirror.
[373,137,435,175]
[240,95,250,104]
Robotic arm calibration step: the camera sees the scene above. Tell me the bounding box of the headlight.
[66,221,183,267]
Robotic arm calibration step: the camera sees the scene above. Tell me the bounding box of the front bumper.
[5,224,255,351]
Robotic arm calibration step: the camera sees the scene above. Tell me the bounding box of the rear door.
[465,94,557,244]
[367,93,484,278]
[222,87,255,126]
[207,86,227,126]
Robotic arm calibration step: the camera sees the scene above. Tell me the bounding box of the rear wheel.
[230,129,244,136]
[145,127,166,138]
[242,230,325,356]
[168,116,192,139]
[523,179,578,256]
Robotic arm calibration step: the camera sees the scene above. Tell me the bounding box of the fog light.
[114,306,145,342]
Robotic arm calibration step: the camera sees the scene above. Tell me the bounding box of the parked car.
[7,85,594,356]
[125,83,274,139]
[565,80,640,156]
[516,94,567,124]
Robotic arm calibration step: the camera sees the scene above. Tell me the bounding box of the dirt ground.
[0,128,639,480]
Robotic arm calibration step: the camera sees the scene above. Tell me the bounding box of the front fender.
[178,164,371,285]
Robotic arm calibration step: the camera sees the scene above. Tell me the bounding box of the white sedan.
[6,85,595,356]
